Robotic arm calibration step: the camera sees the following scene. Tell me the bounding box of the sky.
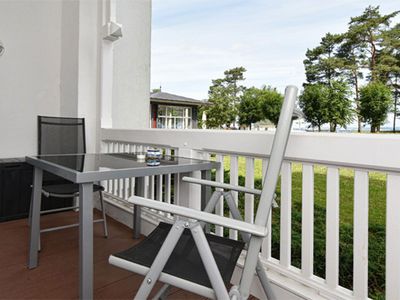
[151,0,400,101]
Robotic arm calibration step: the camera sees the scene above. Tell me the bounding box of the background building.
[150,91,206,129]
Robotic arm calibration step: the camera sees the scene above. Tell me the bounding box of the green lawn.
[218,157,386,299]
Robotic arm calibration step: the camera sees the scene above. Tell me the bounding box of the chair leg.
[256,259,276,300]
[38,234,41,252]
[224,191,276,299]
[99,192,108,238]
[151,284,171,300]
[73,196,79,212]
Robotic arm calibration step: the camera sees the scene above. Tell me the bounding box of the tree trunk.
[329,123,336,132]
[354,73,361,133]
[393,94,397,133]
[393,79,399,132]
[318,125,321,132]
[371,125,376,133]
[370,36,377,81]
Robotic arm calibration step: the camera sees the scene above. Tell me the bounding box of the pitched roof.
[150,91,207,106]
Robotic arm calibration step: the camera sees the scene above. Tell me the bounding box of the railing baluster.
[326,167,340,289]
[156,175,163,202]
[118,143,124,197]
[386,173,400,299]
[143,146,150,198]
[215,154,224,237]
[302,163,314,278]
[261,158,271,259]
[165,148,172,208]
[103,142,109,192]
[161,149,172,218]
[121,144,128,199]
[149,173,155,200]
[127,144,134,197]
[353,169,369,298]
[280,161,292,268]
[245,157,255,224]
[113,142,119,196]
[229,155,239,240]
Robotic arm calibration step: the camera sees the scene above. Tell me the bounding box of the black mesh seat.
[114,222,245,288]
[42,183,104,196]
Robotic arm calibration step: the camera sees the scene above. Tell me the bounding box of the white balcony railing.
[100,128,400,300]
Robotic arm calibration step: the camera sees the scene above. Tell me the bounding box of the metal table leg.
[28,167,43,269]
[201,170,212,233]
[201,170,212,210]
[79,182,94,300]
[133,177,145,239]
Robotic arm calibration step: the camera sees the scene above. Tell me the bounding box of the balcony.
[1,123,399,300]
[1,1,399,299]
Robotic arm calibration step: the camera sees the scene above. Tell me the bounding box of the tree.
[304,33,344,85]
[299,84,329,131]
[376,23,400,131]
[359,82,392,132]
[238,87,263,129]
[299,82,353,132]
[326,81,353,132]
[347,6,399,81]
[238,85,284,129]
[337,33,366,132]
[151,88,161,93]
[258,86,284,126]
[202,67,247,128]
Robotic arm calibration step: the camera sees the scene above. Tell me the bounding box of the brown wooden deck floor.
[0,210,207,299]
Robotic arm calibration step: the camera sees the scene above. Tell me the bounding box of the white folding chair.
[109,86,298,299]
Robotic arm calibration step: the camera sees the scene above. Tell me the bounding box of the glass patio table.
[25,152,220,299]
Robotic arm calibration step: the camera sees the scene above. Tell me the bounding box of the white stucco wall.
[76,0,101,154]
[0,0,62,158]
[112,0,151,129]
[0,0,151,158]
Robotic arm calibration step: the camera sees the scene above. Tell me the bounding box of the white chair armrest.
[182,176,279,208]
[182,177,261,195]
[129,196,268,237]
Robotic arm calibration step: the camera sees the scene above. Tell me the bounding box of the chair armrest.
[182,176,279,208]
[182,176,261,195]
[129,196,268,237]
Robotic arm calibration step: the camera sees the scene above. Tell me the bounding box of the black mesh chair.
[33,116,108,241]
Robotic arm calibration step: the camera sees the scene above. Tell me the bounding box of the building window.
[157,105,192,129]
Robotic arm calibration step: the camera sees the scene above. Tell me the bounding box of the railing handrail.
[101,128,400,173]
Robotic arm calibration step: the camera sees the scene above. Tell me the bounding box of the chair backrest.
[255,86,298,227]
[38,116,86,155]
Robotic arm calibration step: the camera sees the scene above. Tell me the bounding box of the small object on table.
[146,149,161,166]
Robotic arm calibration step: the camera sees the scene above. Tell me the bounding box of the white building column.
[59,0,152,153]
[111,0,151,129]
[59,0,101,153]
